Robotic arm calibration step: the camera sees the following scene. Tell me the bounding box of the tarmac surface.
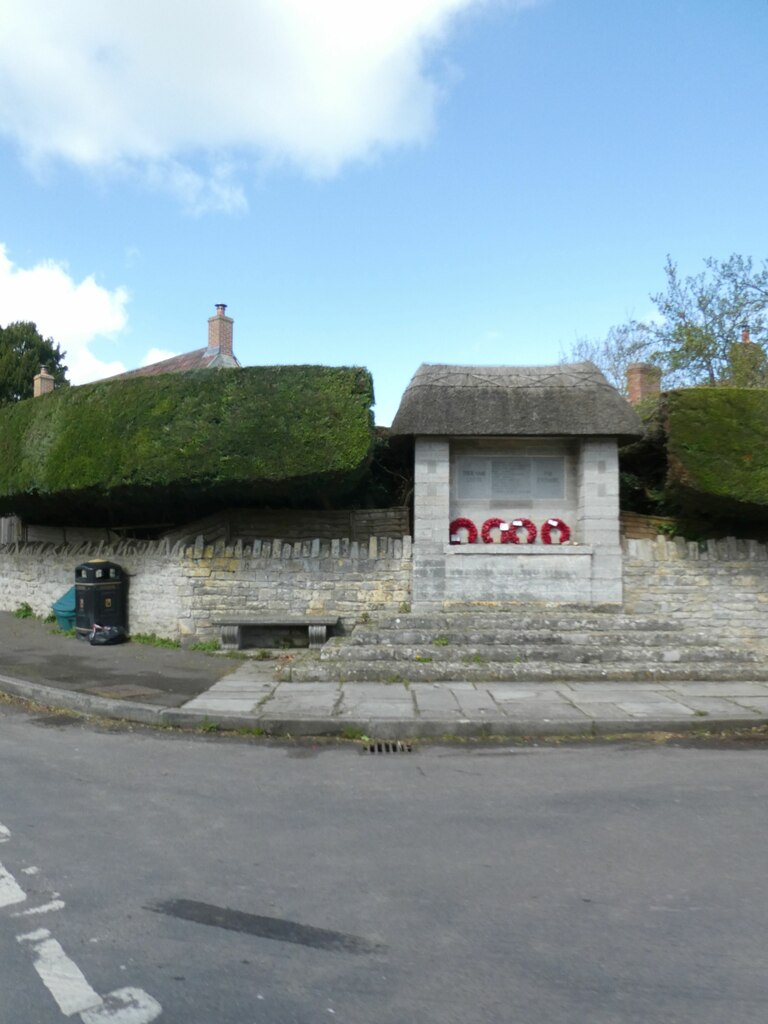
[2,611,768,739]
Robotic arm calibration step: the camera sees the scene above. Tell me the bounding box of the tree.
[726,337,768,388]
[0,322,68,404]
[651,254,768,386]
[562,254,768,391]
[561,320,654,394]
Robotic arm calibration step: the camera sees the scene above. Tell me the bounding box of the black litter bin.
[75,560,127,638]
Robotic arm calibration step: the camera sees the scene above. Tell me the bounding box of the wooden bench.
[215,616,340,651]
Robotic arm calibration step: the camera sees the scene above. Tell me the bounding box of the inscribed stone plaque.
[492,458,531,497]
[457,458,489,499]
[533,458,564,498]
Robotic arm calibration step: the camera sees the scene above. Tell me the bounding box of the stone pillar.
[577,438,623,604]
[411,436,450,609]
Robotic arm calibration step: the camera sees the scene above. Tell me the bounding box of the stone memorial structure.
[391,362,643,609]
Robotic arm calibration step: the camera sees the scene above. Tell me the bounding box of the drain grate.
[363,740,413,754]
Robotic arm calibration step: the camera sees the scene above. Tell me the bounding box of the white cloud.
[0,0,535,204]
[0,245,129,384]
[141,348,178,367]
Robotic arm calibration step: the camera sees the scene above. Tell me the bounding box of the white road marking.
[22,866,40,875]
[3,821,163,1022]
[0,860,27,908]
[13,897,66,917]
[17,928,104,1015]
[16,926,48,940]
[80,986,163,1024]
[16,927,163,1022]
[0,821,10,842]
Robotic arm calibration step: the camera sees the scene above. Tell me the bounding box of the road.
[1,697,767,1023]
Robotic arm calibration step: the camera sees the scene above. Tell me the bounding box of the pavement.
[2,611,768,739]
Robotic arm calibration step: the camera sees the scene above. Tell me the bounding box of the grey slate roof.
[390,362,643,439]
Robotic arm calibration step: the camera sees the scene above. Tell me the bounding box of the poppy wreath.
[449,517,478,544]
[481,517,511,544]
[508,518,537,544]
[541,517,571,544]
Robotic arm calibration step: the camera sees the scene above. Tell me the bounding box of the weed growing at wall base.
[189,639,221,653]
[131,633,182,649]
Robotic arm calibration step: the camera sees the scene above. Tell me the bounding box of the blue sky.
[1,0,766,424]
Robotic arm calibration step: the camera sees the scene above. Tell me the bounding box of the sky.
[0,0,767,425]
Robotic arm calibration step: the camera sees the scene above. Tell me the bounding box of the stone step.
[338,628,725,649]
[359,612,683,632]
[283,658,768,684]
[298,607,766,684]
[320,642,760,666]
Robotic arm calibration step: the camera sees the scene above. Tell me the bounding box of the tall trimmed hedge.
[0,366,374,525]
[665,388,768,518]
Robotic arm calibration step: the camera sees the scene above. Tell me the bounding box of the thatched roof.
[391,362,643,439]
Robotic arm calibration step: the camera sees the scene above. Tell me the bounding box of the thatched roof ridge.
[391,362,643,438]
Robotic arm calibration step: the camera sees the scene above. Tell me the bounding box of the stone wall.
[183,535,411,639]
[0,536,413,639]
[0,541,187,636]
[2,532,767,648]
[623,535,768,652]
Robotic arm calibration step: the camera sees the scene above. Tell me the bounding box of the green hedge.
[0,366,374,524]
[665,388,768,517]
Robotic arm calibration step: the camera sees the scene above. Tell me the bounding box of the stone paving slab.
[562,702,639,721]
[446,687,500,712]
[258,689,340,717]
[434,681,477,691]
[184,697,263,714]
[670,697,763,717]
[495,701,591,721]
[666,682,768,696]
[339,683,412,700]
[560,684,672,699]
[566,691,669,704]
[196,682,275,697]
[489,685,576,701]
[410,685,462,714]
[613,700,697,718]
[730,697,768,712]
[338,701,416,719]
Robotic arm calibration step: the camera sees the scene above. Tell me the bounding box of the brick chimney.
[626,362,661,405]
[741,322,751,344]
[33,366,55,398]
[208,303,233,357]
